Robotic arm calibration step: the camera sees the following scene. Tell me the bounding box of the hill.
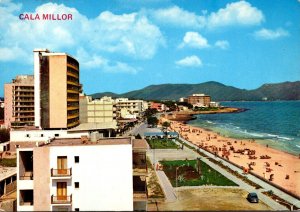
[91,81,300,101]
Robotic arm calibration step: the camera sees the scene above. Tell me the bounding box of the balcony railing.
[133,164,147,175]
[133,189,148,201]
[20,171,33,180]
[51,195,72,204]
[51,168,72,177]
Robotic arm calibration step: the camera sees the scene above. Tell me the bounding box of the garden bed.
[147,138,180,149]
[160,159,237,187]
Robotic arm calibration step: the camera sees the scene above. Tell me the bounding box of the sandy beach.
[166,119,300,197]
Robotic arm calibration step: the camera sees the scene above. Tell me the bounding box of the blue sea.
[188,101,300,156]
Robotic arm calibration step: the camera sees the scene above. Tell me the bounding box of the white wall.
[49,144,133,211]
[10,130,89,142]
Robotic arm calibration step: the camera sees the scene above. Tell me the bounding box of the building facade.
[4,75,34,128]
[79,95,116,123]
[34,49,80,130]
[16,137,148,211]
[115,98,145,119]
[187,94,211,107]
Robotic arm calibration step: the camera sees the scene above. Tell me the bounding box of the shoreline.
[164,107,246,122]
[163,118,300,197]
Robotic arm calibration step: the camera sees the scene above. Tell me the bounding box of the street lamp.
[275,199,294,211]
[175,166,180,188]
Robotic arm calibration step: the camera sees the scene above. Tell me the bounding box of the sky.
[0,0,299,97]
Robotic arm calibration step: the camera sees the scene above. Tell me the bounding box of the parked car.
[247,192,259,203]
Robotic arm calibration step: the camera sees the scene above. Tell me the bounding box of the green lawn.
[0,158,16,167]
[147,138,180,149]
[160,160,237,187]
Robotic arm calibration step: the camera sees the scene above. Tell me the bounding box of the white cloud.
[254,28,289,40]
[151,6,206,28]
[75,48,138,74]
[215,40,230,49]
[179,32,209,49]
[207,1,264,28]
[0,1,165,65]
[175,55,203,67]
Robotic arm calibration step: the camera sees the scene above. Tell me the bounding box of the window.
[26,134,30,138]
[75,208,80,211]
[74,156,79,163]
[55,134,59,137]
[41,134,44,137]
[74,182,79,188]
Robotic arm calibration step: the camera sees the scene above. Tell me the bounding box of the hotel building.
[115,98,145,119]
[187,94,211,107]
[4,75,34,128]
[33,49,80,129]
[16,137,148,211]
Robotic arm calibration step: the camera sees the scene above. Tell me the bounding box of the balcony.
[51,195,72,205]
[133,164,147,176]
[51,168,72,178]
[133,189,148,201]
[20,171,33,180]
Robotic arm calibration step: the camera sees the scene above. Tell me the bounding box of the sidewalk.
[156,170,177,202]
[179,137,300,209]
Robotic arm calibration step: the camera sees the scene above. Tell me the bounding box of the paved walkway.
[179,137,300,210]
[156,170,177,202]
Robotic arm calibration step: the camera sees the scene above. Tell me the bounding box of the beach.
[166,119,300,197]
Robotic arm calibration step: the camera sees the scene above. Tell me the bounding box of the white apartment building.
[17,137,148,211]
[114,98,145,119]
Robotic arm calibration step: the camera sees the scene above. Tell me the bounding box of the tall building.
[33,49,80,129]
[16,137,148,211]
[4,75,34,128]
[187,94,211,107]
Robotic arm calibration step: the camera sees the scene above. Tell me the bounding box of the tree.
[147,116,158,127]
[0,129,10,143]
[162,121,170,138]
[144,108,158,118]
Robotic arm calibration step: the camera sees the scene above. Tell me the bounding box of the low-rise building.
[16,137,148,211]
[149,102,167,112]
[0,167,17,198]
[115,98,145,119]
[187,94,211,107]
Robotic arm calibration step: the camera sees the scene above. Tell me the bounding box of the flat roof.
[0,167,16,181]
[67,122,118,132]
[132,139,149,150]
[45,137,132,147]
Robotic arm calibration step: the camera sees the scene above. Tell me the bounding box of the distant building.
[149,102,167,112]
[209,101,220,107]
[115,98,145,119]
[33,49,80,129]
[179,97,188,103]
[4,75,34,128]
[16,137,148,211]
[187,94,211,107]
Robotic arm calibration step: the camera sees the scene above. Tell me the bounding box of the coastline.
[163,117,300,197]
[164,107,246,122]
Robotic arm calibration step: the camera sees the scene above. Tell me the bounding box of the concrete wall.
[33,147,50,211]
[49,55,67,128]
[10,130,89,142]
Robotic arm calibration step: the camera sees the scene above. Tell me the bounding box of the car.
[247,192,259,203]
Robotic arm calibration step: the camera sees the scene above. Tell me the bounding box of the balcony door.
[57,156,67,175]
[57,182,67,200]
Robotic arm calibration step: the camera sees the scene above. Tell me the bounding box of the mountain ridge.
[91,81,300,101]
